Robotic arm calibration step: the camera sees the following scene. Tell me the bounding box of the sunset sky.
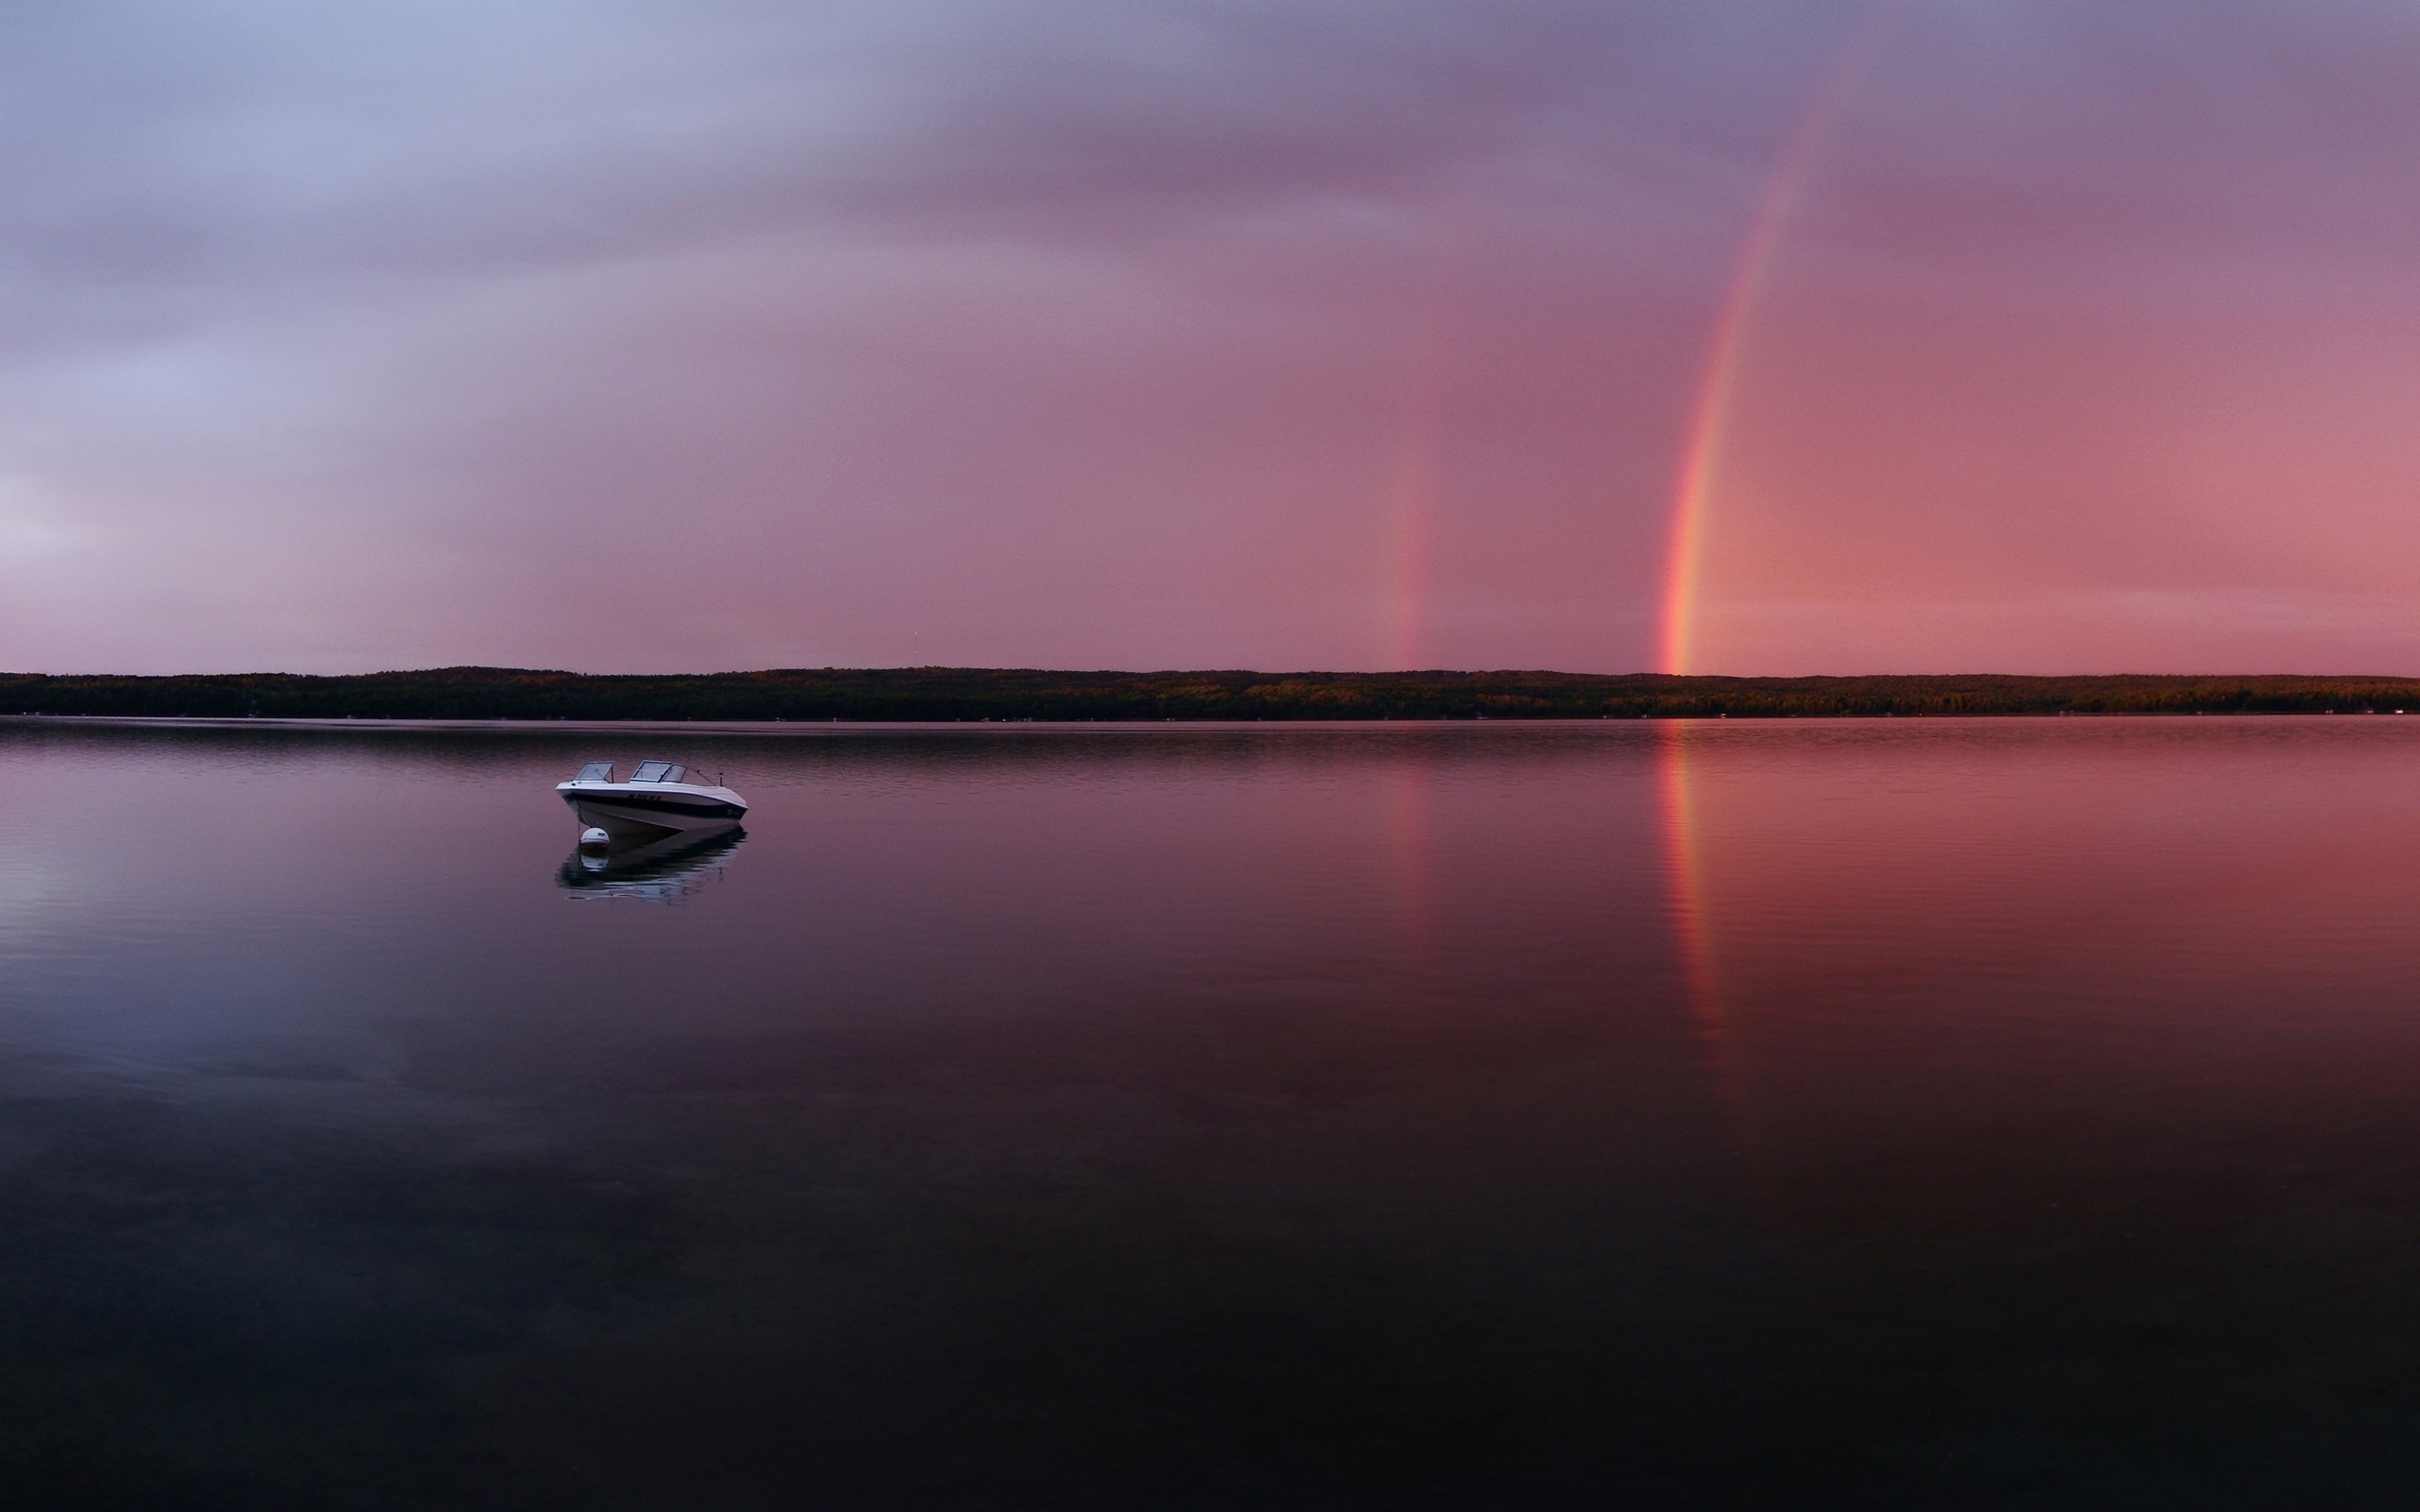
[7,0,2420,676]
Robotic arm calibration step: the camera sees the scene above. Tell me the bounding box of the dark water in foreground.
[9,717,2420,1508]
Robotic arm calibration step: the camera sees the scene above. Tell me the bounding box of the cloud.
[8,0,2415,674]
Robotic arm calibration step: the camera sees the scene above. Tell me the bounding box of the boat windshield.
[573,760,615,782]
[631,761,680,783]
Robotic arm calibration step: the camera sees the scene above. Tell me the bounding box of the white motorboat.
[557,759,748,840]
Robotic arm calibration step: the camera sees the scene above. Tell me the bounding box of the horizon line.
[16,667,2420,683]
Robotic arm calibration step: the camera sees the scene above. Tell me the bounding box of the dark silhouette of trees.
[7,667,2420,721]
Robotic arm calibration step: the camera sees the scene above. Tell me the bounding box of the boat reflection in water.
[556,826,746,903]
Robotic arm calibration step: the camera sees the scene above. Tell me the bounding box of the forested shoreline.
[8,667,2420,721]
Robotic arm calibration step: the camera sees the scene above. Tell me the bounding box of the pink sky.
[3,0,2418,675]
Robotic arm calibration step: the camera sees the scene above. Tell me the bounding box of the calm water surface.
[9,716,2420,1508]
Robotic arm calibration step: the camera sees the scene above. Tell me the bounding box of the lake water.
[9,716,2420,1507]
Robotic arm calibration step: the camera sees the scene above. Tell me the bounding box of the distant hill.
[8,667,2420,721]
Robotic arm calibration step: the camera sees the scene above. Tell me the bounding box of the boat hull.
[559,784,748,839]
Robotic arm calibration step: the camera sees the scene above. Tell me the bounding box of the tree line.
[9,667,2420,721]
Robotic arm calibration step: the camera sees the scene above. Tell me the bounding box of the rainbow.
[1385,277,1463,671]
[1657,11,1893,676]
